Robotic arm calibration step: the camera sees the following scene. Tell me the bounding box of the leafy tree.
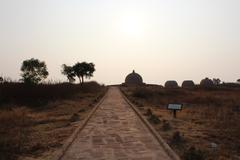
[237,79,240,83]
[20,58,49,84]
[62,64,75,83]
[73,62,95,84]
[84,62,95,79]
[213,78,221,85]
[0,76,3,83]
[72,62,84,84]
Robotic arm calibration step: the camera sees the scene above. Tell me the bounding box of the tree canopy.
[213,78,221,85]
[62,62,95,84]
[73,62,95,84]
[62,64,75,83]
[21,58,49,84]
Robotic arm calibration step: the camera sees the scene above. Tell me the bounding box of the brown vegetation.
[121,85,240,160]
[0,82,106,160]
[0,81,103,106]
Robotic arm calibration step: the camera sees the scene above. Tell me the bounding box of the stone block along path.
[60,87,173,160]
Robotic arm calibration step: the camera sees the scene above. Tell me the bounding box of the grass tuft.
[171,131,184,146]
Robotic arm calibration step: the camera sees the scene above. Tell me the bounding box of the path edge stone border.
[119,87,181,160]
[51,88,109,160]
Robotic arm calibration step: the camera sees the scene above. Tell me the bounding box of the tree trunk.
[67,76,71,83]
[81,76,84,84]
[78,76,82,84]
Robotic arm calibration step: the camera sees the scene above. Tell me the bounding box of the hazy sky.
[0,0,239,85]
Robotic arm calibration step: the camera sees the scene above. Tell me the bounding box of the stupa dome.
[125,70,143,85]
[165,80,178,88]
[182,80,195,88]
[200,78,214,88]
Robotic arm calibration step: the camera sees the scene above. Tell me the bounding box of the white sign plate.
[167,104,182,110]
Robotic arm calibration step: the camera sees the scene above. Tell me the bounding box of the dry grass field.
[121,85,240,160]
[0,82,106,160]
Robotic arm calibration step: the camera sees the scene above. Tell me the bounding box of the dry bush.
[125,85,240,106]
[129,86,189,105]
[162,120,172,131]
[143,109,161,124]
[0,81,104,107]
[132,87,154,99]
[171,131,185,146]
[0,107,31,160]
[183,146,206,160]
[148,114,161,124]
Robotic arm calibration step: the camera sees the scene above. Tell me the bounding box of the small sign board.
[167,104,183,118]
[167,104,182,110]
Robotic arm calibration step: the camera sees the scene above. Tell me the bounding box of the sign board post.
[167,104,182,118]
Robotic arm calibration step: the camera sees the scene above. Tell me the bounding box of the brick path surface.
[61,87,172,160]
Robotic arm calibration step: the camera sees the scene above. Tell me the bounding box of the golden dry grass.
[0,82,106,160]
[121,85,240,160]
[0,107,31,160]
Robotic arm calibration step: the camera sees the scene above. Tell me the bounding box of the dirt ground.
[121,85,240,160]
[0,88,106,160]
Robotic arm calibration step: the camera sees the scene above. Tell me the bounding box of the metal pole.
[173,110,177,118]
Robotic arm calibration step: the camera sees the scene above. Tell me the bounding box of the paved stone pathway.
[61,87,172,160]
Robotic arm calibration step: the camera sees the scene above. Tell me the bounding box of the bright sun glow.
[116,13,146,38]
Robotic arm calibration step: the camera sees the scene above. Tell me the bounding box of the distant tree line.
[10,58,96,85]
[0,58,240,85]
